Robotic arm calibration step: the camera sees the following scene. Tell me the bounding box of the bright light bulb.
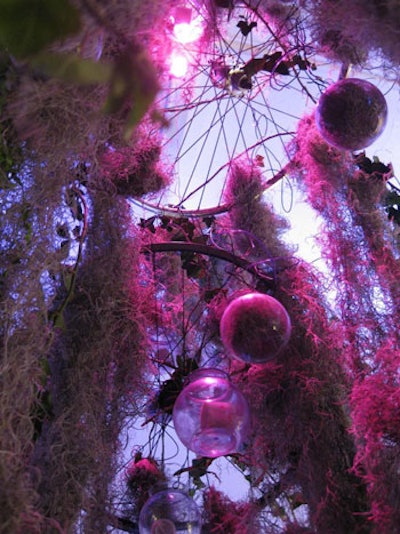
[170,53,188,78]
[173,19,203,44]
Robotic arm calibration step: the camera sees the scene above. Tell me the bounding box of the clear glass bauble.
[138,489,201,534]
[172,368,250,458]
[315,78,387,151]
[220,292,291,364]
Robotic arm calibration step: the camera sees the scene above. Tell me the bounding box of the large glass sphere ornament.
[220,292,291,364]
[138,489,201,534]
[172,368,250,458]
[315,78,387,151]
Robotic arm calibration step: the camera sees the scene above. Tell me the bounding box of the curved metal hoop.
[131,1,323,215]
[142,241,276,285]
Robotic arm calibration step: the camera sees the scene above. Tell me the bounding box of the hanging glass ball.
[138,489,201,534]
[315,78,387,151]
[172,368,250,458]
[220,292,291,364]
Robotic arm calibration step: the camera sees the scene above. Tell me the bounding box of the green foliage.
[0,54,23,189]
[0,2,159,145]
[0,0,81,58]
[174,457,217,490]
[0,125,22,189]
[21,202,33,244]
[30,45,159,139]
[104,45,160,139]
[31,52,112,85]
[31,358,53,441]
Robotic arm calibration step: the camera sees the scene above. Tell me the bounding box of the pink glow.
[170,53,188,78]
[201,401,235,431]
[173,19,203,44]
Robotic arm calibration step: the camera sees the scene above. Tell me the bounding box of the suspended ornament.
[138,488,202,534]
[172,368,250,458]
[315,78,387,151]
[220,292,291,363]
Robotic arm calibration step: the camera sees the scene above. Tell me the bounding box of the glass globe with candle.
[172,368,250,458]
[138,488,201,534]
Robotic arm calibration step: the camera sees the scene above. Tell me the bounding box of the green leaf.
[0,0,81,58]
[39,357,51,387]
[103,44,160,139]
[31,53,112,85]
[22,203,32,244]
[62,270,74,293]
[52,311,66,331]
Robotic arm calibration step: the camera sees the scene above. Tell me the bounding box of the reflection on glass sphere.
[220,292,291,364]
[315,78,387,151]
[151,518,175,534]
[172,368,250,458]
[138,489,201,534]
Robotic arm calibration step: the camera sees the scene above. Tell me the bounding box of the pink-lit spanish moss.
[290,113,399,532]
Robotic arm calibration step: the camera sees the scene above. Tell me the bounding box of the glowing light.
[170,52,188,78]
[172,10,203,44]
